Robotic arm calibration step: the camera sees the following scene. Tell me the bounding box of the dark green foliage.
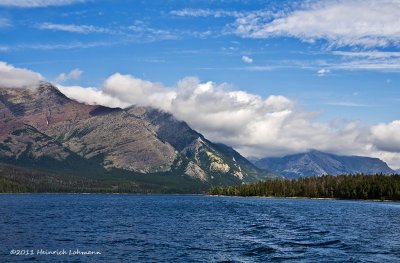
[0,164,109,193]
[11,128,26,136]
[209,174,400,201]
[66,127,95,139]
[0,163,209,194]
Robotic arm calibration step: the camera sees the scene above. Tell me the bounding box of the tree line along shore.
[1,162,399,199]
[209,174,400,201]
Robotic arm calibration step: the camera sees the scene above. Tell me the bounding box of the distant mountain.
[0,82,274,192]
[255,150,394,179]
[245,156,260,164]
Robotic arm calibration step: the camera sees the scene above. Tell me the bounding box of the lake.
[0,194,399,262]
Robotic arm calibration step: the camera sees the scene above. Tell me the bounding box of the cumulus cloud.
[57,85,130,108]
[55,68,83,83]
[0,0,86,7]
[59,73,385,165]
[0,61,43,88]
[241,55,253,64]
[38,23,109,34]
[102,73,176,111]
[371,121,400,153]
[234,0,400,48]
[1,61,399,168]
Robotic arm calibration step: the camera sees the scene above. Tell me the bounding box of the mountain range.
[0,82,396,193]
[0,82,274,193]
[254,150,395,179]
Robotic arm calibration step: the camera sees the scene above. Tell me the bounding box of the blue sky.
[0,0,399,166]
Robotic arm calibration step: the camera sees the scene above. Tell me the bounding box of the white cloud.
[129,20,214,42]
[38,23,109,34]
[102,73,176,111]
[128,21,212,41]
[371,121,400,153]
[0,61,43,88]
[128,21,178,41]
[57,85,130,108]
[333,51,400,58]
[170,8,277,20]
[234,0,400,48]
[58,73,388,166]
[311,51,400,72]
[317,68,330,76]
[1,61,399,169]
[17,41,119,50]
[170,8,243,18]
[329,59,400,71]
[0,0,86,7]
[241,55,253,64]
[58,73,176,110]
[55,68,83,83]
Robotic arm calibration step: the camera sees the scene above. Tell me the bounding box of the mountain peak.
[255,150,394,178]
[37,82,69,101]
[37,81,59,92]
[0,81,70,107]
[1,84,273,191]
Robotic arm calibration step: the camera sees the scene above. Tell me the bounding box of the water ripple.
[0,195,399,262]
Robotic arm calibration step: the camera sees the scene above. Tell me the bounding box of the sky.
[0,0,400,168]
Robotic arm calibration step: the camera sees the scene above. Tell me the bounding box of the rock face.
[255,150,394,179]
[0,82,272,187]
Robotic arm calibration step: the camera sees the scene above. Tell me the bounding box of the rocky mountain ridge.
[0,82,273,191]
[255,150,394,179]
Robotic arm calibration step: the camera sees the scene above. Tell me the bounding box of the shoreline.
[207,194,400,202]
[1,192,399,202]
[0,192,205,196]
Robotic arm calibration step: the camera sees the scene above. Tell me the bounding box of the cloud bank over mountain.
[0,61,43,88]
[1,61,399,169]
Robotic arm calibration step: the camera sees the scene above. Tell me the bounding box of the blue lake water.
[0,194,399,262]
